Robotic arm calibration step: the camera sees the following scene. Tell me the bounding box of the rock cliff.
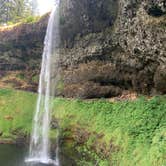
[0,15,48,91]
[0,0,166,98]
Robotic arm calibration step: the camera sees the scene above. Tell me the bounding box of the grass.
[0,14,43,32]
[0,89,166,165]
[0,89,36,139]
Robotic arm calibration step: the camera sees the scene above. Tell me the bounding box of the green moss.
[0,89,36,137]
[56,79,64,91]
[31,75,39,83]
[53,97,166,165]
[0,89,166,165]
[23,16,40,23]
[16,73,25,80]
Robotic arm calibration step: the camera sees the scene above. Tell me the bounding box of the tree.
[0,0,33,24]
[0,0,12,23]
[30,0,39,15]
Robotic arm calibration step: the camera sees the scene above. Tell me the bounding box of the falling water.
[26,0,60,165]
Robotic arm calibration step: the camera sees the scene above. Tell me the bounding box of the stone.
[0,0,166,98]
[154,65,166,93]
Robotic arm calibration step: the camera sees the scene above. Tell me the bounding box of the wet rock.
[0,139,15,144]
[59,0,118,46]
[51,118,59,129]
[154,65,166,93]
[58,0,166,98]
[0,15,48,91]
[0,0,166,98]
[0,14,48,71]
[145,0,166,17]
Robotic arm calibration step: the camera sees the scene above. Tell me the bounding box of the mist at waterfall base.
[25,1,61,165]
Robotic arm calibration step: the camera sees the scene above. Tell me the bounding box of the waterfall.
[25,0,60,165]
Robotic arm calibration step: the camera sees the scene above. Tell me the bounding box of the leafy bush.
[24,16,39,23]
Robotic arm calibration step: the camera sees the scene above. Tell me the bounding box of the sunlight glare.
[37,0,55,15]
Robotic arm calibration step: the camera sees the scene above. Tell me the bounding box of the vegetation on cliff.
[0,89,165,165]
[0,0,39,25]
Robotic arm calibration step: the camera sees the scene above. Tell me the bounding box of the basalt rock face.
[58,0,166,98]
[59,0,118,47]
[0,0,166,98]
[0,15,48,91]
[0,15,48,71]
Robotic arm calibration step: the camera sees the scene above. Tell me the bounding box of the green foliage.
[0,89,165,165]
[0,0,33,24]
[31,74,39,83]
[16,73,25,80]
[53,96,166,166]
[0,89,36,137]
[56,79,64,91]
[23,15,40,23]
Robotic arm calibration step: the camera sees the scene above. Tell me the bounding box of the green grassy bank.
[0,89,166,165]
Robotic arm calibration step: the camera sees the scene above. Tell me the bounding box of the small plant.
[24,16,39,23]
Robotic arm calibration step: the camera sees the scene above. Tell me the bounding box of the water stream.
[26,1,60,165]
[0,144,26,166]
[0,144,79,166]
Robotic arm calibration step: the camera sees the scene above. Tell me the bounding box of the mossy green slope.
[0,89,36,139]
[0,89,166,165]
[53,97,166,166]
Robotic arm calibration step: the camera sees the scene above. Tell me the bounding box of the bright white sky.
[37,0,55,15]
